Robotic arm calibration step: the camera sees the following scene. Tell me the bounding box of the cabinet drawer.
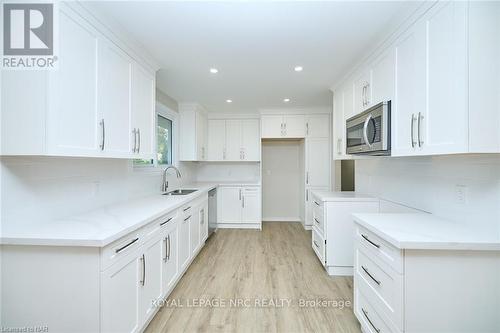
[355,288,395,333]
[312,228,325,266]
[312,205,325,234]
[355,225,403,274]
[355,248,403,330]
[101,231,142,271]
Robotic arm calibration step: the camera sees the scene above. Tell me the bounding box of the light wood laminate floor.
[146,222,361,333]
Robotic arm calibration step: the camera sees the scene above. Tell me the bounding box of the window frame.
[133,101,179,170]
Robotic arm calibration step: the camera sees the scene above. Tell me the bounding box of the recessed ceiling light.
[283,98,290,103]
[294,66,303,72]
[210,68,218,74]
[226,99,232,103]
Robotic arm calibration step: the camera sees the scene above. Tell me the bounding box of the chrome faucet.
[162,165,182,193]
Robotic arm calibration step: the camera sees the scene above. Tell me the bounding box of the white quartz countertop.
[1,183,222,247]
[352,213,500,251]
[311,190,379,202]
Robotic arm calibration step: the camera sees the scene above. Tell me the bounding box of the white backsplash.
[194,162,260,183]
[0,157,196,228]
[355,154,500,236]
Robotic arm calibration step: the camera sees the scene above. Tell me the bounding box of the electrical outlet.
[455,185,468,205]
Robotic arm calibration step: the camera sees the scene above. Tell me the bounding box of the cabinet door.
[225,120,242,161]
[371,49,396,105]
[207,119,226,160]
[190,208,201,255]
[241,119,260,161]
[179,215,191,270]
[131,63,155,159]
[161,224,178,295]
[306,138,330,187]
[97,40,132,157]
[343,82,355,120]
[199,202,209,243]
[261,115,283,138]
[139,237,162,326]
[353,71,371,115]
[422,1,468,155]
[101,254,140,333]
[333,91,345,159]
[48,11,99,156]
[241,188,260,224]
[392,21,426,156]
[284,115,306,138]
[219,187,242,223]
[196,111,207,160]
[306,114,329,138]
[305,187,328,227]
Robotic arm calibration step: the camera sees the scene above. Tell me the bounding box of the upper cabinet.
[261,115,306,138]
[1,4,157,159]
[179,104,208,161]
[306,114,330,138]
[207,119,260,161]
[332,0,498,158]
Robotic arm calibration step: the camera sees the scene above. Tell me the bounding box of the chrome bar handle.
[239,188,242,200]
[242,195,245,208]
[160,217,173,226]
[137,128,141,153]
[167,235,170,260]
[132,128,137,153]
[418,112,424,147]
[306,172,309,185]
[361,308,380,333]
[140,254,145,286]
[100,119,105,151]
[184,215,191,221]
[411,114,416,148]
[306,122,309,135]
[163,237,168,262]
[313,240,319,248]
[361,234,380,249]
[314,218,320,225]
[115,237,138,253]
[363,114,373,148]
[306,189,308,201]
[361,265,381,285]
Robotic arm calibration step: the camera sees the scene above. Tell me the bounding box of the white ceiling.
[92,1,419,113]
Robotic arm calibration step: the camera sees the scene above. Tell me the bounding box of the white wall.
[0,157,196,228]
[261,140,303,221]
[355,155,500,236]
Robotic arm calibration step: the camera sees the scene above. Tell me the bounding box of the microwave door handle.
[363,114,373,148]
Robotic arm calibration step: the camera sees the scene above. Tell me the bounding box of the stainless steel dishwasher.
[208,188,217,237]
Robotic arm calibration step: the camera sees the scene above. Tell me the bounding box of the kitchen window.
[134,103,178,167]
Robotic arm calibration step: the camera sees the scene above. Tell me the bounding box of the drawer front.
[355,288,396,333]
[312,227,325,266]
[312,202,325,234]
[355,248,403,330]
[355,225,403,274]
[101,231,142,271]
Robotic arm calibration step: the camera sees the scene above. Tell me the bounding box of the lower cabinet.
[218,186,261,228]
[161,222,178,295]
[199,201,209,243]
[179,209,192,271]
[138,235,163,326]
[101,253,141,333]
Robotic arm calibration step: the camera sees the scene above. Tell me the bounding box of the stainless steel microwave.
[346,101,391,155]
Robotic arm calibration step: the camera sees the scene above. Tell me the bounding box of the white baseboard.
[262,217,301,222]
[302,224,312,231]
[326,266,353,276]
[216,223,261,230]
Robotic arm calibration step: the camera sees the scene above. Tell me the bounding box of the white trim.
[259,107,331,115]
[208,113,260,120]
[262,217,301,222]
[216,223,262,230]
[326,266,353,276]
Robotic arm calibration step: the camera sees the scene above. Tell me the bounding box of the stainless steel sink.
[163,189,198,196]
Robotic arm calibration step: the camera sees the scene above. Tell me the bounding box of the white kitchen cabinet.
[138,235,163,327]
[218,186,261,228]
[240,119,261,161]
[161,221,178,295]
[305,187,328,227]
[207,119,226,160]
[101,252,141,333]
[353,70,372,116]
[306,114,330,138]
[421,1,468,155]
[97,39,133,157]
[370,49,396,106]
[1,4,157,159]
[333,91,348,159]
[179,103,208,161]
[225,120,242,161]
[207,119,260,161]
[199,202,209,243]
[131,63,155,159]
[190,206,201,255]
[47,11,100,156]
[306,138,330,187]
[261,115,305,138]
[241,187,261,223]
[392,20,426,157]
[179,212,191,270]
